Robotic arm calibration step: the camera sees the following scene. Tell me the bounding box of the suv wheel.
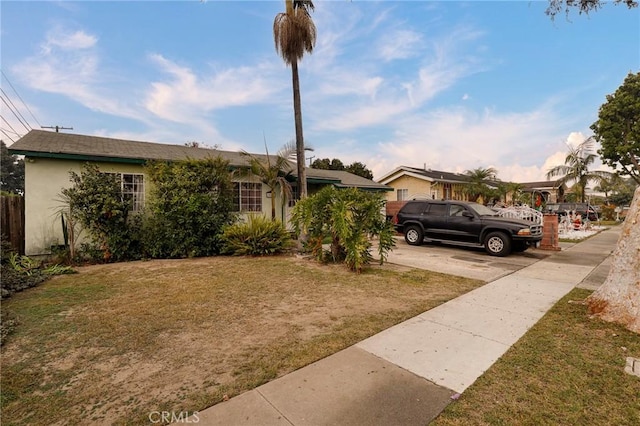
[405,225,424,246]
[484,231,511,257]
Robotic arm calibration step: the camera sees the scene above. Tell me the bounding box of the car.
[394,200,543,257]
[543,203,598,221]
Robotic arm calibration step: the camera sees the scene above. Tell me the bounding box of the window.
[449,204,466,217]
[288,185,299,208]
[397,188,408,201]
[121,174,145,212]
[233,182,262,212]
[426,203,447,216]
[104,172,145,212]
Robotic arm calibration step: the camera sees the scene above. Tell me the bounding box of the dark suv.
[394,200,543,256]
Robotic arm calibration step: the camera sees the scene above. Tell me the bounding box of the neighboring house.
[519,180,566,205]
[9,130,390,255]
[377,166,477,202]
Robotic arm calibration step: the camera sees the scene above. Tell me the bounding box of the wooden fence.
[1,195,25,254]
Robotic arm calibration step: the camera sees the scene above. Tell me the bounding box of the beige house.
[377,166,477,202]
[519,180,566,205]
[9,130,390,255]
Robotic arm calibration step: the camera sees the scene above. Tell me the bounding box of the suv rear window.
[426,204,447,216]
[401,202,426,214]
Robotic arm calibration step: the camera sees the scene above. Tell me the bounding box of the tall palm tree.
[239,142,296,221]
[273,0,316,200]
[546,137,612,203]
[463,167,498,203]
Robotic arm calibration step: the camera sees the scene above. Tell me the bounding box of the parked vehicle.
[543,203,598,221]
[394,200,543,257]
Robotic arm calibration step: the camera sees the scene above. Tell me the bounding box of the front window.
[233,182,262,212]
[397,188,408,201]
[121,174,145,212]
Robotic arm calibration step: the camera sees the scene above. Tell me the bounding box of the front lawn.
[0,255,482,425]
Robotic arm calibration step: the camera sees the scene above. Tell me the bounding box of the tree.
[311,158,374,179]
[1,141,24,195]
[274,0,316,200]
[591,72,640,185]
[345,162,374,180]
[61,164,133,262]
[546,0,637,18]
[546,137,612,203]
[586,185,640,333]
[239,142,295,221]
[463,167,498,203]
[594,173,626,203]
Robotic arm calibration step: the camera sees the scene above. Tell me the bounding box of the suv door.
[421,203,449,239]
[445,203,483,243]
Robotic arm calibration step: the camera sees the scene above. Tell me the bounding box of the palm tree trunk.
[291,59,307,199]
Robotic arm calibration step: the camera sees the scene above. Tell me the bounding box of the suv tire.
[484,231,511,257]
[405,225,424,246]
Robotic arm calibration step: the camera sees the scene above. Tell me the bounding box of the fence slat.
[1,196,25,254]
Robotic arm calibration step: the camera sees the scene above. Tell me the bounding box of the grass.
[0,255,482,425]
[433,288,640,426]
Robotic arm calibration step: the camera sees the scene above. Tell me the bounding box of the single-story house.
[377,166,482,202]
[9,130,390,255]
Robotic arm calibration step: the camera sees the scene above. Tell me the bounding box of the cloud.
[13,27,145,121]
[144,54,282,123]
[377,29,423,61]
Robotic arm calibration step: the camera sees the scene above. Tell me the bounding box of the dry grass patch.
[433,288,640,426]
[1,255,482,425]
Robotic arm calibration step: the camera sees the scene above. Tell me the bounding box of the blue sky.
[1,1,638,182]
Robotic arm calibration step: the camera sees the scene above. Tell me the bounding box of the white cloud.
[145,54,282,123]
[43,29,97,52]
[377,29,423,61]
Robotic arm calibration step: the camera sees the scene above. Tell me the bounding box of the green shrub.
[61,163,138,262]
[222,215,293,256]
[291,186,396,272]
[143,158,236,258]
[1,264,47,299]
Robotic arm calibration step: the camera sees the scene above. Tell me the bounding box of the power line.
[0,128,16,143]
[42,125,73,133]
[1,89,31,131]
[0,94,30,132]
[0,114,21,137]
[1,69,41,128]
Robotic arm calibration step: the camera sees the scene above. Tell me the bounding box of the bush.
[291,186,395,272]
[222,215,293,256]
[143,158,236,258]
[1,264,48,299]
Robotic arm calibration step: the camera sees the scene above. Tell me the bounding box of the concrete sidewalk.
[195,227,621,426]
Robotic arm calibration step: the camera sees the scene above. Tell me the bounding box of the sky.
[1,1,638,182]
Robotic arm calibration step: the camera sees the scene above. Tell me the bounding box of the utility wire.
[1,95,31,133]
[1,114,21,137]
[1,69,41,128]
[1,128,16,143]
[1,89,32,131]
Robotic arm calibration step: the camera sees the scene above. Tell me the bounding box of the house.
[9,130,390,255]
[519,180,566,205]
[377,166,478,202]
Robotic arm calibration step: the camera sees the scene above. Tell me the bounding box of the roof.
[378,165,471,185]
[9,130,389,191]
[519,180,564,190]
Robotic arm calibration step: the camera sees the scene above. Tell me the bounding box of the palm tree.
[546,137,612,203]
[463,167,498,203]
[273,0,316,200]
[239,142,296,221]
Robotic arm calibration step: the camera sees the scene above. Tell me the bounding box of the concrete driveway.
[386,237,554,282]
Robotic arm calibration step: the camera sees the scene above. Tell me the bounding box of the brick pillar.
[539,213,561,251]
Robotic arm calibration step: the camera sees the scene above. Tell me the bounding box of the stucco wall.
[383,175,434,202]
[23,157,282,255]
[24,158,147,255]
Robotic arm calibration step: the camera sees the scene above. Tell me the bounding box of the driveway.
[386,237,553,282]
